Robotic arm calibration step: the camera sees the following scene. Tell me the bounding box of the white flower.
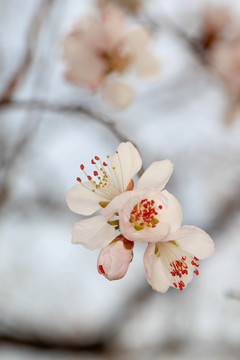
[102,160,178,243]
[103,188,182,243]
[66,142,141,249]
[97,236,134,280]
[67,142,173,249]
[144,226,215,292]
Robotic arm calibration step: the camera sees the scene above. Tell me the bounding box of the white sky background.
[0,0,240,359]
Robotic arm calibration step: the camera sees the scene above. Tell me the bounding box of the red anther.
[80,164,84,170]
[194,270,199,276]
[194,257,199,261]
[191,260,196,266]
[182,262,188,269]
[159,205,162,209]
[182,256,186,261]
[173,283,177,288]
[94,171,98,176]
[95,156,100,160]
[98,265,105,274]
[103,162,108,166]
[179,281,185,287]
[91,159,96,164]
[76,177,81,182]
[87,175,92,181]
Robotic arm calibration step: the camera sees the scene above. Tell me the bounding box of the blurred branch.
[226,291,240,301]
[140,12,206,65]
[0,99,141,154]
[206,186,240,235]
[0,0,54,105]
[0,120,40,209]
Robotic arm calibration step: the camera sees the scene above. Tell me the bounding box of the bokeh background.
[1,0,240,359]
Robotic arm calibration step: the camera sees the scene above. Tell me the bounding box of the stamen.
[98,265,105,274]
[130,199,159,230]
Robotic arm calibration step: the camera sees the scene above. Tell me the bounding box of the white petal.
[144,243,170,293]
[123,27,150,57]
[137,160,173,191]
[135,53,160,79]
[111,142,142,191]
[166,226,215,260]
[72,215,116,250]
[158,190,182,234]
[63,37,105,86]
[104,80,134,108]
[66,182,108,216]
[102,191,133,217]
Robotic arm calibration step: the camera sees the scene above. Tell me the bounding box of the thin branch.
[0,99,138,149]
[226,291,240,301]
[140,12,207,65]
[0,0,54,105]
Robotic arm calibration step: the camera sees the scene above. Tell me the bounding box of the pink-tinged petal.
[97,238,134,280]
[104,80,134,108]
[116,188,182,243]
[123,27,150,57]
[111,141,142,192]
[66,182,108,216]
[165,226,215,260]
[102,191,134,217]
[101,7,125,51]
[63,36,106,87]
[120,213,170,243]
[135,52,160,79]
[137,160,173,191]
[72,215,116,250]
[144,243,170,293]
[156,190,182,234]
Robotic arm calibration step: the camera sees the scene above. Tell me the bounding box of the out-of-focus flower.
[200,7,240,99]
[144,226,214,292]
[98,0,144,14]
[63,7,159,107]
[97,235,134,280]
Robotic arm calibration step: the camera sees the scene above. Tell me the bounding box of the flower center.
[155,242,200,291]
[76,154,121,200]
[130,199,162,231]
[100,46,132,74]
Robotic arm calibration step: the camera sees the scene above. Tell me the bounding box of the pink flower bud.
[97,237,134,280]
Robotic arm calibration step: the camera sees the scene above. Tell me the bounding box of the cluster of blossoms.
[66,142,214,293]
[200,7,240,100]
[63,7,159,108]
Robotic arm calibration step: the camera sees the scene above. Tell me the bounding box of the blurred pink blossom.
[201,7,240,98]
[63,7,159,107]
